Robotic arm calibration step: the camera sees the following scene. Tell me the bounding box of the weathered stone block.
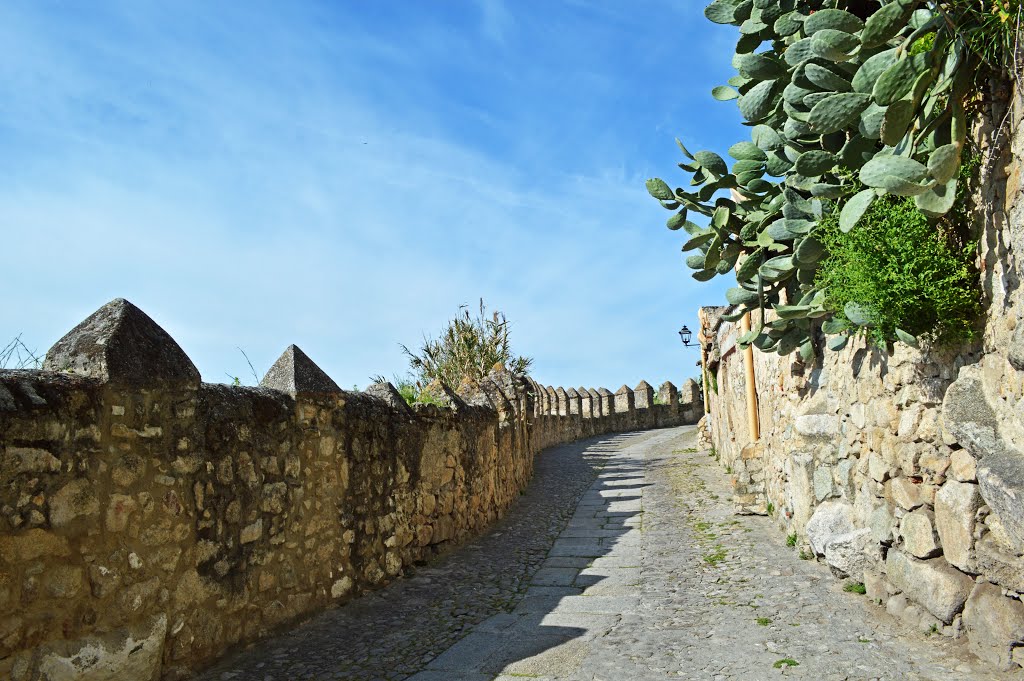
[885,551,972,624]
[806,500,854,556]
[36,613,167,681]
[964,582,1024,670]
[885,476,923,511]
[795,414,838,439]
[104,494,137,533]
[1009,322,1024,372]
[49,479,100,528]
[900,509,941,559]
[950,450,978,482]
[240,519,263,544]
[44,565,83,599]
[789,453,814,528]
[975,535,1024,593]
[863,569,887,604]
[869,504,897,545]
[0,529,70,563]
[935,480,982,572]
[1,447,60,478]
[813,466,834,501]
[824,528,878,581]
[941,367,1024,553]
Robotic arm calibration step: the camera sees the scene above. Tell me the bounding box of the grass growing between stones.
[773,658,799,669]
[786,533,797,548]
[843,582,866,595]
[703,547,727,566]
[756,617,772,626]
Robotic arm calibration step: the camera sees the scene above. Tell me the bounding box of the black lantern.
[678,325,693,346]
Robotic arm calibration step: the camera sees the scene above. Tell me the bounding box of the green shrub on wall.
[648,0,1018,356]
[814,160,982,348]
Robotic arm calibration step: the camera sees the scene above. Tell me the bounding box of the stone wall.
[0,299,702,681]
[702,90,1024,670]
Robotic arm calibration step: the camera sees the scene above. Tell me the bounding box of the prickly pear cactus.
[649,0,978,356]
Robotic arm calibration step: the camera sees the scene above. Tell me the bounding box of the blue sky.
[1,1,744,390]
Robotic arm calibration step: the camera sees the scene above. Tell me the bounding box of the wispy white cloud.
[0,0,737,389]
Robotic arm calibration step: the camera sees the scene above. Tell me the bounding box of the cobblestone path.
[199,426,1015,681]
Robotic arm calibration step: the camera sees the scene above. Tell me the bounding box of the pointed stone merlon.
[43,298,200,388]
[679,378,702,407]
[555,387,569,416]
[634,380,654,410]
[578,387,593,418]
[261,345,340,396]
[614,385,635,414]
[658,381,679,410]
[485,368,519,410]
[566,388,581,416]
[530,378,543,416]
[598,388,615,415]
[545,386,557,415]
[364,381,413,414]
[588,388,602,417]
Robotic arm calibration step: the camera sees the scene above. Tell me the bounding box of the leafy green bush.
[815,159,981,348]
[401,299,532,390]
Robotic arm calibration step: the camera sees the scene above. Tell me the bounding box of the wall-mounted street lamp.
[678,325,694,347]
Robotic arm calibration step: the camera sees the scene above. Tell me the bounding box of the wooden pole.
[697,308,711,415]
[740,311,760,441]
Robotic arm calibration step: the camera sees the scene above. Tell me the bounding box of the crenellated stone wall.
[0,299,702,681]
[702,90,1024,670]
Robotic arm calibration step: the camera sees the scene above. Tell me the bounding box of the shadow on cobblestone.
[408,429,671,681]
[196,429,667,681]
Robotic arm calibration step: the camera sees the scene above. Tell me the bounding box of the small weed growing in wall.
[786,533,797,548]
[756,617,772,627]
[0,334,42,369]
[844,583,867,595]
[725,464,732,474]
[766,501,774,516]
[773,658,799,669]
[224,347,260,386]
[799,549,813,561]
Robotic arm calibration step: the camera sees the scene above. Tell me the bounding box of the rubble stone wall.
[703,92,1024,670]
[0,301,702,681]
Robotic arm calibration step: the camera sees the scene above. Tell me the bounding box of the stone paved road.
[199,426,1019,681]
